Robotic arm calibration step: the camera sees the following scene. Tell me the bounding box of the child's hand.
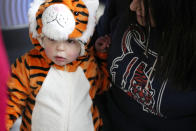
[95,35,111,52]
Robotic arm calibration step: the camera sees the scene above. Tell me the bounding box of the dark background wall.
[2,28,33,64]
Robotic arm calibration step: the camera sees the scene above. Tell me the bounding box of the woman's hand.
[95,34,111,52]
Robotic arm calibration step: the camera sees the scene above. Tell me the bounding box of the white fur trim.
[77,0,99,43]
[79,41,85,56]
[28,0,45,38]
[42,4,75,41]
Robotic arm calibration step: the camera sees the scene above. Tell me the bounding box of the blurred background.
[0,0,33,64]
[0,0,105,130]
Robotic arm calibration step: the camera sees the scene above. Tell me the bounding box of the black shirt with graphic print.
[95,8,196,131]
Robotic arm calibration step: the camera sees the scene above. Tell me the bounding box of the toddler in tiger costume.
[6,0,109,130]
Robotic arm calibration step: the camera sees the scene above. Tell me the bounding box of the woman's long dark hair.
[145,0,196,90]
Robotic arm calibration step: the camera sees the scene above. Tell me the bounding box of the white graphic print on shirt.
[110,24,167,117]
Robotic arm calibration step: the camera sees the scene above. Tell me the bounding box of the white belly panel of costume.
[31,66,94,131]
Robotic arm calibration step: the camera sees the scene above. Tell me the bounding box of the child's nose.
[56,43,66,51]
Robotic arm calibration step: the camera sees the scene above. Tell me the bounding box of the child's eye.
[48,38,55,41]
[67,39,74,43]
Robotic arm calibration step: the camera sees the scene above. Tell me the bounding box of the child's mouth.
[55,56,66,62]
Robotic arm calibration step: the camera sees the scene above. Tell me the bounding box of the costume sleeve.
[95,51,110,94]
[6,55,30,130]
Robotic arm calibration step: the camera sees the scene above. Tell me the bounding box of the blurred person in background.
[0,27,10,131]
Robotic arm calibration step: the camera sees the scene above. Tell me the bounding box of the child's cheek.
[67,51,79,58]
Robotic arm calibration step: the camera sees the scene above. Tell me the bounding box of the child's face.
[42,37,81,66]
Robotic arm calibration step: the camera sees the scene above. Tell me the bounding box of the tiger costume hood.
[28,0,98,57]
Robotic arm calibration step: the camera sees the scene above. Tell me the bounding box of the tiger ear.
[28,0,45,39]
[77,0,99,43]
